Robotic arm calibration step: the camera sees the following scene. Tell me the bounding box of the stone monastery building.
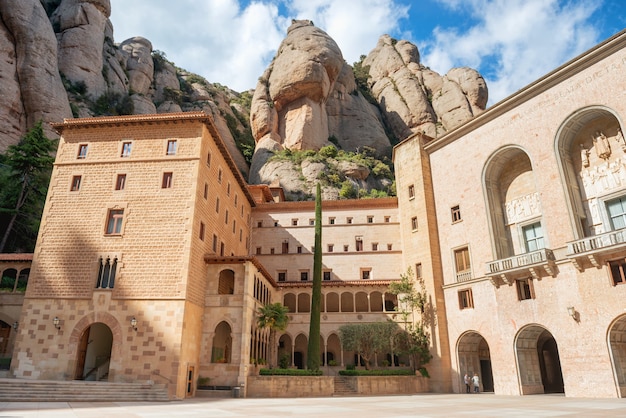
[1,30,626,399]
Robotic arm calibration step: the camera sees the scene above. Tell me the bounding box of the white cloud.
[421,0,601,104]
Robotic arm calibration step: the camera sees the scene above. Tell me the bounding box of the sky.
[109,0,626,106]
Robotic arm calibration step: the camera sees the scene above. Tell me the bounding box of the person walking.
[464,373,471,393]
[472,373,480,393]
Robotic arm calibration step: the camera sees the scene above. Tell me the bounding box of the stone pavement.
[1,393,626,417]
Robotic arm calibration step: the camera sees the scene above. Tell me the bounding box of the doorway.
[74,323,113,381]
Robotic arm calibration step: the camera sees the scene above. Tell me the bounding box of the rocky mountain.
[0,4,487,200]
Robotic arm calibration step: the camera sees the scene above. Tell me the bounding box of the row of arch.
[283,291,398,313]
[0,268,29,293]
[458,314,626,395]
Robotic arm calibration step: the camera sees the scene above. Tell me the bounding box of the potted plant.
[197,376,211,390]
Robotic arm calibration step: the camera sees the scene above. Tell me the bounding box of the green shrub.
[279,354,290,369]
[259,368,323,376]
[339,181,358,199]
[319,145,338,158]
[339,369,414,376]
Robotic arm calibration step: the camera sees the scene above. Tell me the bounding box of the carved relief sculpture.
[580,143,590,167]
[593,131,611,159]
[615,128,626,153]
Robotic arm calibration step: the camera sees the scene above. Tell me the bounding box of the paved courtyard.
[1,394,626,417]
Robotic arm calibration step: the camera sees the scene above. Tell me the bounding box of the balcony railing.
[455,271,473,282]
[566,228,626,270]
[485,248,556,287]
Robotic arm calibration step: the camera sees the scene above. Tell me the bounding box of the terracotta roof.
[253,197,398,212]
[203,255,277,287]
[277,279,399,288]
[0,253,33,262]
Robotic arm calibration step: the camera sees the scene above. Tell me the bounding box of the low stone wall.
[246,375,429,397]
[246,376,334,398]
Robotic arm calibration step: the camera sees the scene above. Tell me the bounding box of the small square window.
[367,216,373,223]
[70,175,82,191]
[516,278,534,301]
[608,258,626,285]
[278,271,286,282]
[115,174,126,191]
[452,205,462,223]
[105,209,124,235]
[256,247,262,255]
[323,271,331,281]
[408,184,415,199]
[297,246,302,254]
[347,217,353,224]
[329,217,335,225]
[415,263,423,279]
[361,269,371,280]
[282,241,289,254]
[162,172,173,188]
[270,248,275,254]
[257,221,263,228]
[328,244,334,252]
[372,243,378,251]
[387,243,393,251]
[292,219,298,226]
[121,141,132,157]
[300,271,309,281]
[355,237,363,251]
[384,216,390,223]
[199,222,205,241]
[458,289,474,309]
[166,140,177,155]
[411,217,418,231]
[344,245,349,252]
[77,144,88,159]
[309,219,315,226]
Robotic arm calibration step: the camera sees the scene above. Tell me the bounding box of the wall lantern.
[130,317,138,331]
[12,321,18,331]
[53,316,61,330]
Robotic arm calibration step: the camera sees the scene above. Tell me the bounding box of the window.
[608,258,626,285]
[71,175,82,191]
[458,289,474,309]
[162,172,173,188]
[347,217,353,224]
[227,183,231,196]
[309,219,315,226]
[297,246,302,254]
[367,216,374,223]
[278,271,286,282]
[411,217,418,231]
[166,140,177,155]
[218,168,223,183]
[344,245,349,252]
[361,269,371,280]
[212,234,218,252]
[206,152,211,167]
[121,141,132,157]
[607,196,626,230]
[199,222,205,241]
[323,271,331,281]
[257,221,263,228]
[387,244,393,251]
[96,256,117,289]
[225,210,229,224]
[522,222,544,252]
[215,197,220,213]
[415,263,423,279]
[451,205,461,223]
[454,247,471,281]
[327,244,334,252]
[115,174,126,191]
[256,247,262,255]
[292,219,298,226]
[384,216,390,223]
[372,243,378,251]
[232,220,236,233]
[204,183,208,199]
[270,248,275,254]
[77,144,88,159]
[300,271,309,281]
[329,217,335,225]
[105,209,124,235]
[516,278,534,300]
[274,221,279,227]
[234,194,238,207]
[355,237,363,252]
[282,241,289,254]
[239,229,242,242]
[408,184,415,199]
[220,242,225,256]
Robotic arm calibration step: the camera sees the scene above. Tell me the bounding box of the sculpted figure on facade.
[580,143,590,167]
[615,128,625,152]
[593,130,611,159]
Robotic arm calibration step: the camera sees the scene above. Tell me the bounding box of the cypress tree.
[307,183,322,370]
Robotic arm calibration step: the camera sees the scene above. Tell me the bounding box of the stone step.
[333,376,358,396]
[0,378,169,402]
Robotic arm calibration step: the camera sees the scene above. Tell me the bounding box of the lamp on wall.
[130,317,137,331]
[567,306,579,322]
[12,321,18,331]
[53,317,61,330]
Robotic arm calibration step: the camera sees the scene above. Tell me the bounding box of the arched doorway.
[293,334,308,369]
[457,331,494,393]
[608,315,626,397]
[515,325,564,394]
[74,323,113,381]
[212,321,232,363]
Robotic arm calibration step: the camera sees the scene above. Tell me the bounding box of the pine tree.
[307,183,322,370]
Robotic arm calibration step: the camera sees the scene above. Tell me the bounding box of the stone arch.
[554,106,625,240]
[217,269,235,294]
[355,291,369,312]
[212,321,232,363]
[283,293,296,312]
[293,334,308,369]
[278,333,293,367]
[0,268,17,291]
[326,292,339,312]
[483,146,542,259]
[457,331,494,393]
[326,333,342,366]
[297,293,310,313]
[607,314,626,397]
[370,291,383,312]
[515,324,564,394]
[340,292,353,312]
[74,322,113,381]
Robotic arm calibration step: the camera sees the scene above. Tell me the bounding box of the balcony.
[485,248,556,288]
[566,228,626,271]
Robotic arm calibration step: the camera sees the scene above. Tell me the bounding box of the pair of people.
[464,373,480,393]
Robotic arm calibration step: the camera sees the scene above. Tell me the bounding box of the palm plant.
[257,302,289,368]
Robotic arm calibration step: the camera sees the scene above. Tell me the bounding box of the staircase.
[0,378,170,402]
[333,376,358,396]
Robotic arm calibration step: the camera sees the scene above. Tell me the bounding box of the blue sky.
[109,0,625,106]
